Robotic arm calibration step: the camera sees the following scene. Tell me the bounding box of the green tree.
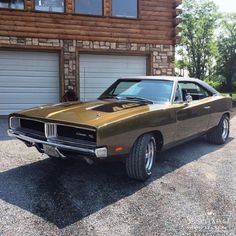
[175,48,188,76]
[180,0,219,80]
[217,13,236,92]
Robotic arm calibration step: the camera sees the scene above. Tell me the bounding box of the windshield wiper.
[99,95,119,99]
[117,96,154,104]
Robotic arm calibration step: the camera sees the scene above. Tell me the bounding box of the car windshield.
[100,79,174,103]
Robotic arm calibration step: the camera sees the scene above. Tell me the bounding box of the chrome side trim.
[8,129,95,154]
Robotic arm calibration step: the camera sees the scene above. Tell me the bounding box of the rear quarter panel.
[208,96,234,128]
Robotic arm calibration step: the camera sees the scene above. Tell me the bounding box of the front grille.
[57,125,96,143]
[20,119,45,135]
[12,117,96,145]
[45,123,57,138]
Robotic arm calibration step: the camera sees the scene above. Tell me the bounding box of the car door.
[174,81,212,141]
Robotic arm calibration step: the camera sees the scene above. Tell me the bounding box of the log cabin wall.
[0,0,181,99]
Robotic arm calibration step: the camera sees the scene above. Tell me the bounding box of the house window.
[75,0,103,16]
[112,0,138,18]
[0,0,24,9]
[35,0,64,13]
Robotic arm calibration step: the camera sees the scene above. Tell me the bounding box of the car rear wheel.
[126,134,157,181]
[206,114,230,144]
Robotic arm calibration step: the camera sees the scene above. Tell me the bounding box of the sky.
[213,0,236,13]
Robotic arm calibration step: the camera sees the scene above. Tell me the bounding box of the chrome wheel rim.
[145,137,156,174]
[222,118,229,141]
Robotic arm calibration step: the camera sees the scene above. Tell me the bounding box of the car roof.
[119,76,219,94]
[119,76,198,82]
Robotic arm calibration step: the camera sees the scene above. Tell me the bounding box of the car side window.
[178,82,212,101]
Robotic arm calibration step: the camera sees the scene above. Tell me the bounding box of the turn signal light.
[95,147,108,158]
[115,146,124,152]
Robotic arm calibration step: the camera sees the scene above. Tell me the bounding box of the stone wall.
[0,36,175,99]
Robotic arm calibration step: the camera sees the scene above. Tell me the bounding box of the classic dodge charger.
[8,77,236,180]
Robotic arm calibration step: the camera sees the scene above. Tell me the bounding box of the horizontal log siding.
[0,0,180,45]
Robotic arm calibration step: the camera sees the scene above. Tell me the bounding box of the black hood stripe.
[91,102,146,113]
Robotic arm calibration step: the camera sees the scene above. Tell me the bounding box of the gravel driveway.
[0,117,235,236]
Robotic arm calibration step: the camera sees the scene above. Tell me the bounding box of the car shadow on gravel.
[0,137,233,229]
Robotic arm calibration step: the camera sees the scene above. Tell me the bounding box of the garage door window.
[75,0,103,16]
[0,0,24,9]
[35,0,64,12]
[112,0,138,18]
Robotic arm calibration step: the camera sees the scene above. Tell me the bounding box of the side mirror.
[185,93,193,103]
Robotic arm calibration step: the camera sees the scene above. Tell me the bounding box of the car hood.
[14,100,168,128]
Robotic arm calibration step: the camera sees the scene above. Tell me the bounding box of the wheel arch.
[133,130,164,152]
[223,112,230,119]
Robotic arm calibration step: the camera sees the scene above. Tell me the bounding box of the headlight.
[9,117,20,129]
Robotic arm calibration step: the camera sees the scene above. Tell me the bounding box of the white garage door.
[0,50,59,115]
[79,54,147,101]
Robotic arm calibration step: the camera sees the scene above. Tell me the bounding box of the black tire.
[206,115,230,145]
[126,133,157,181]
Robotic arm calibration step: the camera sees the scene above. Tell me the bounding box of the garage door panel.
[0,58,58,65]
[0,76,58,82]
[81,63,146,68]
[80,54,146,62]
[81,60,147,66]
[0,58,57,63]
[79,73,145,79]
[0,104,44,109]
[80,88,109,93]
[80,83,115,88]
[80,54,147,101]
[0,65,58,71]
[0,104,49,115]
[0,51,58,61]
[0,93,58,103]
[0,71,58,77]
[0,78,58,87]
[80,63,146,70]
[80,68,146,74]
[0,87,59,93]
[79,73,145,80]
[0,50,59,115]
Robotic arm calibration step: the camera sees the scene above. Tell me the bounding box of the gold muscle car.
[8,76,236,181]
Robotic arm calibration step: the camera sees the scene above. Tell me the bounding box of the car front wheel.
[126,134,157,181]
[206,114,230,144]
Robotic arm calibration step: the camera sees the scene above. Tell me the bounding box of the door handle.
[204,106,211,109]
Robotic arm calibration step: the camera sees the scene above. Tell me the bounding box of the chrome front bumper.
[7,129,107,158]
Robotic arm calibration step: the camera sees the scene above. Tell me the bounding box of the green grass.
[222,93,236,100]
